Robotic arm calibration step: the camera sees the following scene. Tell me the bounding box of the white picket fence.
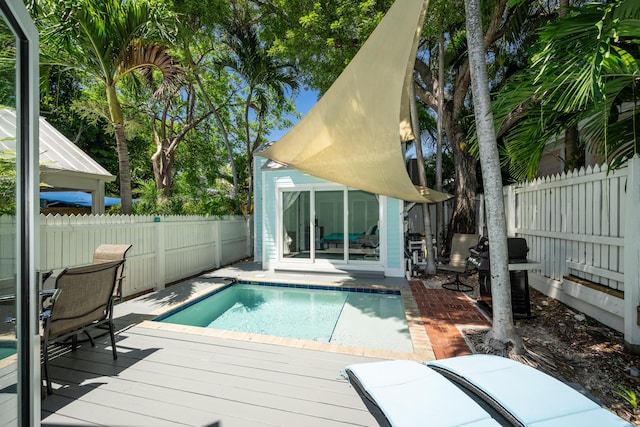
[0,214,251,299]
[500,155,640,348]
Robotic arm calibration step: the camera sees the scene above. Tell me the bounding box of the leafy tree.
[262,0,393,94]
[35,0,182,214]
[152,0,297,215]
[0,149,16,215]
[262,0,551,250]
[221,3,299,214]
[493,0,640,180]
[41,67,121,192]
[414,0,556,250]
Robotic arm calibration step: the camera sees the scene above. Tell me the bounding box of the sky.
[268,88,319,142]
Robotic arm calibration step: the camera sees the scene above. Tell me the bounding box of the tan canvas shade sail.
[260,0,450,203]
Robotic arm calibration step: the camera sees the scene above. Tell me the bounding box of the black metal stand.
[441,276,474,292]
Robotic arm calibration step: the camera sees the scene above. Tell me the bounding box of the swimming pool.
[0,341,16,360]
[155,282,413,352]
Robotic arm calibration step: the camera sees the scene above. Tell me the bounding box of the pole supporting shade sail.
[259,0,451,203]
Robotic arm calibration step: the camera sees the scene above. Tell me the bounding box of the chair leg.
[109,321,118,360]
[42,343,52,395]
[442,274,474,292]
[84,330,96,348]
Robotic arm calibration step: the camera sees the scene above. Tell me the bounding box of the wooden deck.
[41,324,386,426]
[39,270,418,426]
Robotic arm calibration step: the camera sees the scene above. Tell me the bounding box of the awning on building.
[40,191,122,207]
[259,0,450,203]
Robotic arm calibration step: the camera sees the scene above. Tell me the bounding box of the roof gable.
[0,108,113,179]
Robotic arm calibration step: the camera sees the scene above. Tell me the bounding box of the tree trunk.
[414,0,509,253]
[194,75,240,213]
[245,94,253,216]
[151,124,164,191]
[106,84,133,215]
[464,0,523,353]
[151,131,172,197]
[436,33,445,257]
[443,112,478,252]
[564,121,581,172]
[410,83,436,274]
[559,0,582,172]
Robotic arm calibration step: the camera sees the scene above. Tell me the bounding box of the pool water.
[0,342,16,359]
[156,283,413,352]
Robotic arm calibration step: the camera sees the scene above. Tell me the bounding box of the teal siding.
[253,156,265,259]
[386,198,403,269]
[255,156,405,276]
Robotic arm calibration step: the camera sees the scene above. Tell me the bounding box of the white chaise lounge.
[344,354,631,427]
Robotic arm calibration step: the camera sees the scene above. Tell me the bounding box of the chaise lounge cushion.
[344,355,631,427]
[426,355,632,427]
[345,359,501,427]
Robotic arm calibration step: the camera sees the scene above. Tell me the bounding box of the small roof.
[0,107,114,181]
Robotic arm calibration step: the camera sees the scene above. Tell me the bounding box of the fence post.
[624,155,640,353]
[506,185,516,237]
[213,220,221,268]
[247,216,253,259]
[155,217,166,289]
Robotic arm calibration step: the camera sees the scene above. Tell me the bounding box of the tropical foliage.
[494,0,640,181]
[35,0,183,214]
[24,0,297,216]
[0,149,16,215]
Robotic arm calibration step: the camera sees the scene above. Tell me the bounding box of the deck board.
[41,324,383,426]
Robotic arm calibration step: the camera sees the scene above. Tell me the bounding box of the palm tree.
[38,0,181,214]
[222,6,299,214]
[493,0,640,181]
[464,0,523,353]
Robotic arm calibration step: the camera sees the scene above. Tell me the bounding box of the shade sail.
[259,0,450,203]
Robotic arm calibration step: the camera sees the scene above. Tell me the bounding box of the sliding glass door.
[0,1,39,425]
[315,190,344,261]
[282,191,310,258]
[280,187,380,263]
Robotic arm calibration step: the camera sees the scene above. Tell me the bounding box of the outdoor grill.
[469,237,532,318]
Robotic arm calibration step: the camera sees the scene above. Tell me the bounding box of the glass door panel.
[281,191,310,259]
[0,12,17,425]
[0,2,39,423]
[348,190,380,261]
[315,190,345,261]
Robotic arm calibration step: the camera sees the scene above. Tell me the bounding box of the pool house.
[254,156,406,278]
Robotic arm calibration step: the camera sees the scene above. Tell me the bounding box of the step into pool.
[155,282,413,352]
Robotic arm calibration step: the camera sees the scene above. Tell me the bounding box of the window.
[280,187,380,263]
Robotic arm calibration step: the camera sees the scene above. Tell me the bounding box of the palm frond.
[118,40,184,97]
[491,0,640,178]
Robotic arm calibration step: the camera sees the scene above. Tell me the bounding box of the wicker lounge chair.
[41,259,124,395]
[92,244,132,302]
[437,233,478,292]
